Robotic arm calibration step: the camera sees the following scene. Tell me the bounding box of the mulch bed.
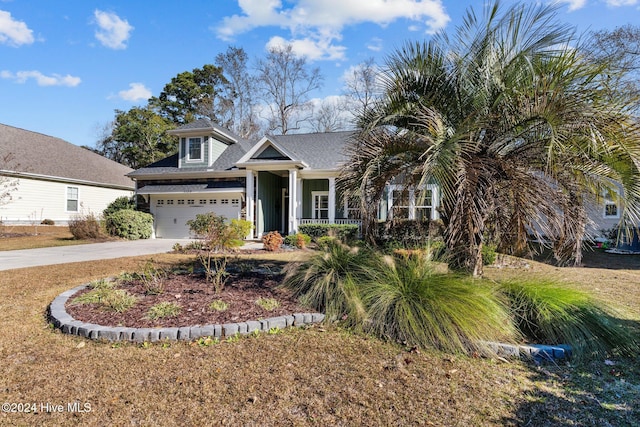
[65,271,308,329]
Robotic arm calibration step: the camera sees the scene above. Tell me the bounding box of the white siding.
[0,176,133,224]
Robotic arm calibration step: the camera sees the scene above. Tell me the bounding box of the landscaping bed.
[64,262,308,329]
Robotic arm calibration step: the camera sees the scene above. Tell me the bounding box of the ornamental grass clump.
[282,240,375,326]
[500,279,640,360]
[360,256,517,355]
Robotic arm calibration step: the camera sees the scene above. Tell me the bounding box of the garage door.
[151,194,243,239]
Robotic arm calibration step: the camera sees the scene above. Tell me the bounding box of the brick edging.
[48,284,325,342]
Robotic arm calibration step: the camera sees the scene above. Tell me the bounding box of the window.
[167,199,174,205]
[312,192,329,219]
[66,187,78,212]
[187,137,202,161]
[414,188,433,220]
[157,199,164,205]
[209,199,217,204]
[604,192,620,218]
[187,199,195,205]
[388,185,438,220]
[231,198,240,206]
[344,196,361,219]
[391,188,409,219]
[177,199,185,205]
[221,199,229,204]
[199,199,207,205]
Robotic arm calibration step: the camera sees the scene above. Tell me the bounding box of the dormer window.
[187,137,203,162]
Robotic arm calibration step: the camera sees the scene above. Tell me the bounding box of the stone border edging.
[48,284,325,343]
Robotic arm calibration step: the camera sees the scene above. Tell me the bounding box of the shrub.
[187,213,250,251]
[500,279,639,360]
[68,213,105,240]
[40,219,55,225]
[316,236,337,251]
[361,256,517,354]
[262,231,283,251]
[105,210,153,240]
[298,224,359,242]
[146,302,181,320]
[282,241,376,324]
[103,196,136,218]
[200,255,229,293]
[482,243,497,265]
[136,261,167,295]
[284,233,311,248]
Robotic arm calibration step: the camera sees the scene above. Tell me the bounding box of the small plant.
[256,297,280,311]
[196,336,219,347]
[40,218,55,225]
[268,327,281,335]
[284,233,311,248]
[137,261,167,295]
[146,302,182,320]
[68,213,105,240]
[262,231,283,251]
[172,243,183,252]
[200,255,229,293]
[209,299,229,312]
[316,235,337,251]
[101,289,137,313]
[186,213,250,251]
[225,333,241,343]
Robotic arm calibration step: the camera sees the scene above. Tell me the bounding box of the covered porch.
[244,169,361,238]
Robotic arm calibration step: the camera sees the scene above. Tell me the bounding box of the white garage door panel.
[152,195,242,239]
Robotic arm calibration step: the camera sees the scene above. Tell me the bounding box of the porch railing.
[298,218,362,237]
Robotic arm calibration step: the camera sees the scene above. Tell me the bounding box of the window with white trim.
[209,199,217,204]
[344,196,361,219]
[187,137,203,161]
[199,199,207,205]
[604,191,620,219]
[388,184,438,220]
[167,199,174,205]
[157,199,164,205]
[187,199,195,205]
[312,191,329,219]
[231,198,240,206]
[66,187,79,212]
[221,199,229,204]
[177,199,185,205]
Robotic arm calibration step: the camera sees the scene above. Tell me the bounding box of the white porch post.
[296,176,303,226]
[288,169,298,234]
[328,177,336,224]
[245,170,255,238]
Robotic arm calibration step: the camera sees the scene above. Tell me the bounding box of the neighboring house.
[128,118,441,239]
[128,118,620,241]
[0,123,134,224]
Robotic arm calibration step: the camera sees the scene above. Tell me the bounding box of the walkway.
[0,239,195,271]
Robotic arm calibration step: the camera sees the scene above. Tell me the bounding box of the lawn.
[0,249,638,426]
[0,225,96,251]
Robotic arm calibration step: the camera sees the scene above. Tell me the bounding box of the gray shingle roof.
[0,123,134,189]
[267,131,355,169]
[129,129,355,177]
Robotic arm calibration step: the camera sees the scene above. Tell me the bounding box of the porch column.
[328,177,336,224]
[288,169,298,234]
[245,170,255,238]
[296,176,303,225]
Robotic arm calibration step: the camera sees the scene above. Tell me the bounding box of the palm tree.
[339,1,640,276]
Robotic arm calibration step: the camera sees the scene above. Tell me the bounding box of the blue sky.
[1,0,639,148]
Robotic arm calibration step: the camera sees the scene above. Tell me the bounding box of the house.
[0,123,134,224]
[128,118,621,241]
[127,119,441,239]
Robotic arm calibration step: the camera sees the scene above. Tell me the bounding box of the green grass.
[209,299,229,312]
[255,297,280,311]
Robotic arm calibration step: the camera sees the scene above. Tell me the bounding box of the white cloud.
[267,35,346,60]
[605,0,638,5]
[216,0,450,60]
[93,10,133,49]
[118,82,151,102]
[0,10,34,46]
[367,37,383,52]
[555,0,587,11]
[1,70,81,86]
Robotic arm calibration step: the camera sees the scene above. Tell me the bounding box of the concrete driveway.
[0,239,195,271]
